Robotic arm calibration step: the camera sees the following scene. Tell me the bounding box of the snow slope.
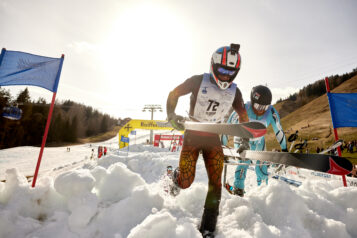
[1,132,357,238]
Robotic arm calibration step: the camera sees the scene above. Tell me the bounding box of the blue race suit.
[222,101,287,189]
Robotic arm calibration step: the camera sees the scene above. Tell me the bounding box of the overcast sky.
[1,0,357,120]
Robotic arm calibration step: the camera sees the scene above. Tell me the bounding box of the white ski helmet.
[210,44,242,90]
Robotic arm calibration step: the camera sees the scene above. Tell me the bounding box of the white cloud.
[271,87,299,103]
[1,0,357,119]
[67,42,99,55]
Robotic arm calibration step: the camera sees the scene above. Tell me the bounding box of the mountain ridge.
[266,75,357,153]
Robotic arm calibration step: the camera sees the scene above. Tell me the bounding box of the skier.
[161,166,172,193]
[166,44,249,237]
[161,165,181,196]
[222,85,288,196]
[98,146,103,159]
[171,140,177,152]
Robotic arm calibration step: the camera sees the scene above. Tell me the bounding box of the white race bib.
[193,73,236,122]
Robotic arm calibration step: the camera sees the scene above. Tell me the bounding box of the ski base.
[184,121,267,138]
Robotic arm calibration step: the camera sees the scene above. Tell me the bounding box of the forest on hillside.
[276,67,357,118]
[0,88,123,149]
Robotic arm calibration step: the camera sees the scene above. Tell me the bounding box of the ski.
[235,150,353,176]
[223,160,303,189]
[245,165,303,187]
[184,121,267,138]
[271,175,302,187]
[224,160,271,166]
[276,139,343,174]
[293,140,308,153]
[319,139,343,154]
[288,130,299,152]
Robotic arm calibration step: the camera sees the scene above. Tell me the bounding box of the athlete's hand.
[221,134,228,146]
[237,138,249,154]
[168,113,185,131]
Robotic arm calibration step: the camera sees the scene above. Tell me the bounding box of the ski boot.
[199,207,218,238]
[233,187,244,197]
[169,167,181,196]
[201,230,215,238]
[225,183,244,197]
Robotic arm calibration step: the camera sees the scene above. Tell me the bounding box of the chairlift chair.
[2,106,22,120]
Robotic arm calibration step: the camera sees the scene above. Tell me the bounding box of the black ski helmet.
[250,85,272,112]
[210,43,242,90]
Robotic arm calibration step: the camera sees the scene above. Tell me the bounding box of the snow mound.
[1,141,357,237]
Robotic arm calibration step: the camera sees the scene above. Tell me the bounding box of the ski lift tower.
[142,104,162,144]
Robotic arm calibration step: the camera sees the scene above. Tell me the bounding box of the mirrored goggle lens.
[167,167,173,171]
[217,66,236,76]
[253,103,269,111]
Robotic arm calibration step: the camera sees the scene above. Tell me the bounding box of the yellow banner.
[118,119,183,148]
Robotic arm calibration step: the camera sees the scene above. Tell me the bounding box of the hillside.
[274,70,357,118]
[266,75,357,152]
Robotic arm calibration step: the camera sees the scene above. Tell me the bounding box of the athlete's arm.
[166,75,201,115]
[232,88,249,123]
[270,106,287,150]
[226,110,237,124]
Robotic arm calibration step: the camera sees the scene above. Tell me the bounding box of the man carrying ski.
[222,85,288,196]
[166,44,249,237]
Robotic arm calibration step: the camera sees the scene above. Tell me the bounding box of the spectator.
[90,149,95,160]
[352,141,355,153]
[98,146,103,158]
[348,142,353,153]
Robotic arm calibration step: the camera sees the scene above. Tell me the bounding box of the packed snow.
[1,130,357,238]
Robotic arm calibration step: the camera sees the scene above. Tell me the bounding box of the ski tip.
[241,123,267,138]
[327,157,353,175]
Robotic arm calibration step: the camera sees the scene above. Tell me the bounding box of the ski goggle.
[217,66,236,76]
[253,103,269,112]
[167,166,173,171]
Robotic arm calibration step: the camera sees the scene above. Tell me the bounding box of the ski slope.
[1,131,357,238]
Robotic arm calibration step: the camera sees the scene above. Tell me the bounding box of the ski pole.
[222,146,237,186]
[223,164,227,185]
